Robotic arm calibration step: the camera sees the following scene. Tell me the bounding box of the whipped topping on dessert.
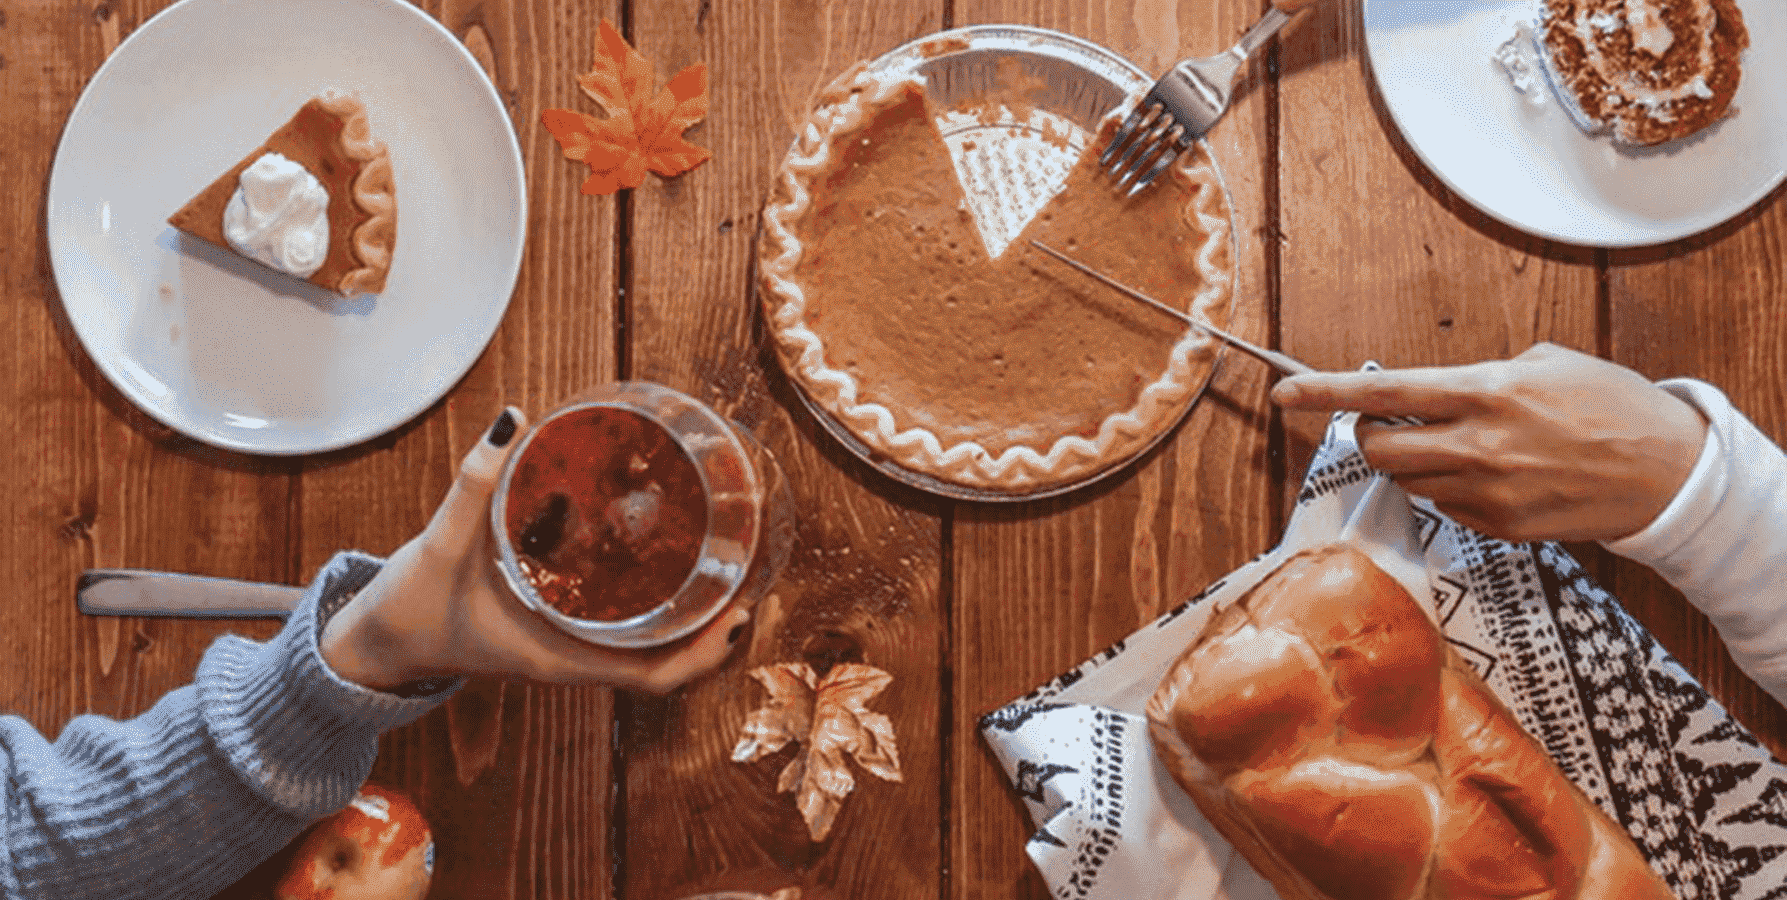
[222,152,330,278]
[1586,10,1623,32]
[1623,0,1675,56]
[1495,22,1550,107]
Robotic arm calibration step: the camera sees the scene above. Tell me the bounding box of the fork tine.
[1107,110,1167,181]
[1099,102,1153,168]
[1110,115,1178,186]
[1104,7,1297,194]
[1101,101,1160,169]
[1125,145,1181,197]
[1115,136,1172,192]
[1119,137,1178,193]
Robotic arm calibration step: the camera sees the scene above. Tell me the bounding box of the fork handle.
[1232,8,1295,60]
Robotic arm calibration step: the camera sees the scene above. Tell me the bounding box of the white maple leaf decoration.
[731,661,903,841]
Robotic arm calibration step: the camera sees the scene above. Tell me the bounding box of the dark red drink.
[501,406,708,622]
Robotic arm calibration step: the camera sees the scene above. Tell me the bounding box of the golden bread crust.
[1146,545,1676,900]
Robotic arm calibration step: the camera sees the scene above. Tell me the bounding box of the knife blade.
[1028,239,1317,376]
[1028,240,1425,428]
[77,569,305,618]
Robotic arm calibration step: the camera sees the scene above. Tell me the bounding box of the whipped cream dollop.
[223,152,330,279]
[1494,20,1550,108]
[1624,0,1676,57]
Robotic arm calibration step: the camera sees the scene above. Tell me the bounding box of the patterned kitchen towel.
[981,407,1787,900]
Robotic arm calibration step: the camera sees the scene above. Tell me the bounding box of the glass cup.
[490,382,793,649]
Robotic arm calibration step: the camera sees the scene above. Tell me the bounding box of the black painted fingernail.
[727,623,746,645]
[487,409,517,447]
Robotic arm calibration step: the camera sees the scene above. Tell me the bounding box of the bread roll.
[1147,544,1674,900]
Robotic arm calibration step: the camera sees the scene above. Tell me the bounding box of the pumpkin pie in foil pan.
[758,26,1240,500]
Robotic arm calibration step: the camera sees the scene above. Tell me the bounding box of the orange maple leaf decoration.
[542,19,711,195]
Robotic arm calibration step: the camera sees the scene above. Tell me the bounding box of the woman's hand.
[1270,343,1708,543]
[319,409,751,694]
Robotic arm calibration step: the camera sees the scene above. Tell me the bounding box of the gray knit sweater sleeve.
[0,551,464,900]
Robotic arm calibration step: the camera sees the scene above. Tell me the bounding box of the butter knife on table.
[78,570,304,618]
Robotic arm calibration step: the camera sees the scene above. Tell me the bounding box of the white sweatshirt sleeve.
[1602,379,1787,706]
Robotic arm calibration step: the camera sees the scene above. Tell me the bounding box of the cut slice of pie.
[169,92,396,296]
[1538,0,1748,146]
[759,66,1234,493]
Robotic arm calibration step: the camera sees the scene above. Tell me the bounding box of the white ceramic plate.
[47,0,526,454]
[1363,0,1787,248]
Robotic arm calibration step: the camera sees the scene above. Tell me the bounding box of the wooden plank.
[1608,203,1787,759]
[1273,0,1604,602]
[944,3,1275,898]
[283,1,624,897]
[0,0,292,753]
[1276,2,1599,479]
[621,2,948,898]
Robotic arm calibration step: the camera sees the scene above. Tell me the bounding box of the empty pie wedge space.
[759,62,1235,495]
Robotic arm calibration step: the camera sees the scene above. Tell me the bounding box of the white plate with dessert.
[1364,0,1786,248]
[47,0,526,454]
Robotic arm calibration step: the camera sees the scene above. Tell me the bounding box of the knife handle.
[77,569,305,618]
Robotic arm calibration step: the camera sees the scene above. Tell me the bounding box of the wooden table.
[5,1,1784,898]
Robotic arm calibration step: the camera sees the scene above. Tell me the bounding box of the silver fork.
[1102,3,1305,194]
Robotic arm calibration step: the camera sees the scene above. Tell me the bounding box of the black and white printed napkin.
[981,409,1787,900]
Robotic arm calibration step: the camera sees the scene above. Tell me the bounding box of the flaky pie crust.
[316,91,397,296]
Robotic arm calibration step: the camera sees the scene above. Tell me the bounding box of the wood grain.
[1607,198,1787,760]
[5,1,1787,899]
[943,3,1275,899]
[1,0,293,746]
[1275,0,1599,484]
[622,2,948,898]
[290,1,625,897]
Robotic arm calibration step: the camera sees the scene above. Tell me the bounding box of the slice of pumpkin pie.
[169,92,396,296]
[759,67,1234,493]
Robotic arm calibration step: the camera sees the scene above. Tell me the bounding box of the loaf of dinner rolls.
[1146,545,1675,900]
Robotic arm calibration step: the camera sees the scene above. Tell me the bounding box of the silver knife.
[1029,240,1317,376]
[77,570,305,618]
[1029,240,1424,427]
